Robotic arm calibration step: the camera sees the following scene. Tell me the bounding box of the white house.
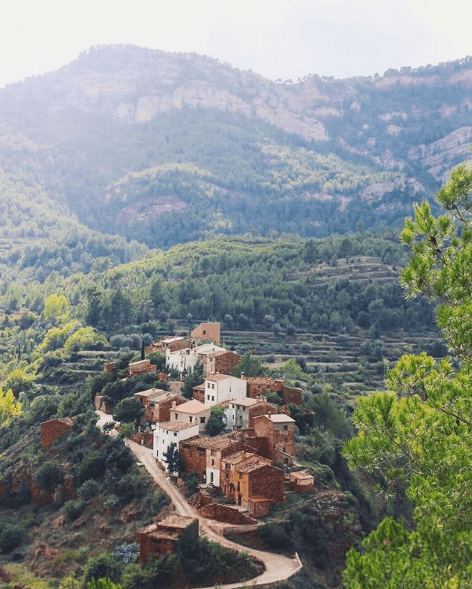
[153,420,199,472]
[170,399,211,433]
[203,374,247,407]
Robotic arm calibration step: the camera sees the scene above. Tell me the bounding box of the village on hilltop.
[95,322,314,520]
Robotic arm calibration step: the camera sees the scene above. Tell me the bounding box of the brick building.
[40,418,75,449]
[128,359,157,378]
[137,515,198,562]
[134,389,186,425]
[253,413,296,465]
[223,396,279,430]
[243,376,303,406]
[190,322,220,345]
[204,350,240,377]
[179,434,253,486]
[290,470,315,492]
[221,451,285,516]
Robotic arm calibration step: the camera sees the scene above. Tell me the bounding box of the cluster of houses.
[95,323,314,519]
[128,323,313,519]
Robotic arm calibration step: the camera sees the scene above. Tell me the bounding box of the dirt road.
[96,411,302,588]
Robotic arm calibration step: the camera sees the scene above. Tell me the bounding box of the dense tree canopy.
[343,161,472,588]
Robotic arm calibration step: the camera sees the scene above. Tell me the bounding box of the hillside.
[0,45,471,248]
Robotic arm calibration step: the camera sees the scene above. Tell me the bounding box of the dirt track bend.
[96,411,303,588]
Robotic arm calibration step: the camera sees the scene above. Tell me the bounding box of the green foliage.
[63,326,108,356]
[34,461,63,490]
[233,351,265,377]
[62,499,86,522]
[83,552,121,586]
[206,405,226,436]
[0,517,25,554]
[343,161,472,588]
[43,293,70,325]
[113,397,143,424]
[75,450,106,484]
[0,386,22,424]
[181,364,204,399]
[77,479,100,501]
[163,444,184,476]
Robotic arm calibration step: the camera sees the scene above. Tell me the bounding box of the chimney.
[172,401,176,409]
[241,372,245,380]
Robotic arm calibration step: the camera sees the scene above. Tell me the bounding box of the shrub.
[34,461,63,490]
[78,479,100,501]
[83,551,121,585]
[62,499,86,521]
[76,450,106,484]
[0,518,25,553]
[103,494,119,510]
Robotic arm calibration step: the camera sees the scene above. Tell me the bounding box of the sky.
[1,0,472,89]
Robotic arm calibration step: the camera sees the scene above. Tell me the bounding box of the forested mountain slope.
[0,45,471,248]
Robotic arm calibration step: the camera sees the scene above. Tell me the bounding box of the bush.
[0,518,25,553]
[76,450,106,484]
[83,551,121,585]
[78,479,100,501]
[103,494,119,510]
[34,461,63,490]
[62,499,86,521]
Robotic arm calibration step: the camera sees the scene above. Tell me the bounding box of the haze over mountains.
[1,44,471,250]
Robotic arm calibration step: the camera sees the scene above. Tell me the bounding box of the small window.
[174,432,177,437]
[225,463,230,470]
[200,417,205,423]
[211,459,215,466]
[283,425,288,431]
[212,383,215,389]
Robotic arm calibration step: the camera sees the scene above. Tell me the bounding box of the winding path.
[96,411,302,588]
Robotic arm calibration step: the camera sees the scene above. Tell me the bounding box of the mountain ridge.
[0,45,471,249]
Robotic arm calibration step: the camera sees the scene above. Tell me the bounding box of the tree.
[343,162,472,588]
[181,365,204,399]
[113,397,144,425]
[43,293,70,325]
[0,387,22,424]
[232,351,265,377]
[205,405,226,436]
[163,444,184,476]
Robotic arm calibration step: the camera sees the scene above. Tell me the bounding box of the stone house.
[41,417,75,449]
[128,359,157,378]
[253,413,296,466]
[203,349,240,377]
[170,399,210,433]
[179,434,253,486]
[221,451,285,517]
[134,389,186,425]
[203,374,247,407]
[290,470,315,492]
[243,375,303,406]
[153,420,199,471]
[223,396,279,430]
[137,515,198,562]
[190,322,220,345]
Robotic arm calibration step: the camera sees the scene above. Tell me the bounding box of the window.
[283,425,288,431]
[225,463,230,470]
[189,416,193,422]
[211,459,215,466]
[207,395,210,401]
[200,417,206,423]
[174,432,177,437]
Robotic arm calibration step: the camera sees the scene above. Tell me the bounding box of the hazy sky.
[2,0,472,88]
